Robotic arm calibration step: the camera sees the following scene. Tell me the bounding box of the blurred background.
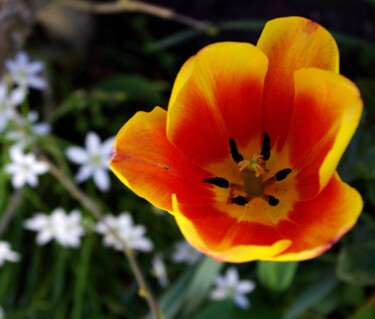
[0,0,375,318]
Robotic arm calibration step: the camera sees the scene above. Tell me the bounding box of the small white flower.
[0,80,24,133]
[210,267,256,309]
[0,306,4,319]
[66,132,115,192]
[5,51,47,90]
[96,212,153,252]
[5,110,51,148]
[4,146,49,189]
[171,240,201,265]
[0,241,21,267]
[151,255,169,287]
[24,208,84,248]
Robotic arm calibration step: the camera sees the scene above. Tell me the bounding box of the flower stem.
[41,155,161,319]
[59,0,210,31]
[0,189,23,238]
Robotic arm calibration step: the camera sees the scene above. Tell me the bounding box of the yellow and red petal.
[167,42,268,171]
[286,68,362,199]
[257,16,339,152]
[269,173,363,261]
[172,173,362,262]
[110,107,213,212]
[172,195,292,262]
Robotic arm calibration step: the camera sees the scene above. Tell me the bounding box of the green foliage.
[257,261,299,293]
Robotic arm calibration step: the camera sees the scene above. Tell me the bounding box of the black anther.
[203,177,230,188]
[229,138,243,164]
[231,196,249,206]
[267,195,279,206]
[275,168,292,181]
[261,131,271,161]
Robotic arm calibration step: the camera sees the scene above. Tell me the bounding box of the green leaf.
[282,271,339,319]
[181,257,224,318]
[352,305,375,319]
[257,261,299,292]
[94,74,168,105]
[337,242,375,286]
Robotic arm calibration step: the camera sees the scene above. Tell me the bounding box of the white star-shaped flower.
[0,241,21,267]
[4,146,49,189]
[171,240,201,265]
[24,208,84,248]
[0,80,24,133]
[96,212,154,252]
[210,267,256,309]
[66,132,115,192]
[5,51,47,90]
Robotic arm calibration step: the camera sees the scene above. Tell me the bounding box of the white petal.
[26,174,38,188]
[75,166,92,182]
[10,87,26,106]
[210,288,228,300]
[86,132,101,154]
[93,169,110,191]
[233,294,250,309]
[33,161,49,174]
[226,267,239,286]
[237,280,256,294]
[9,145,24,162]
[36,231,53,245]
[28,76,47,90]
[12,174,26,189]
[24,214,48,230]
[102,136,115,155]
[66,147,89,164]
[28,61,44,73]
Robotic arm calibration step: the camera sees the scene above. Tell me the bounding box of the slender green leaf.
[283,271,339,319]
[181,257,224,318]
[337,242,375,286]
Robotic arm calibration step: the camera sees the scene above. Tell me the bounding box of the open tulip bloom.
[110,17,363,262]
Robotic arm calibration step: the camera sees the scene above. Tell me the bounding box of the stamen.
[261,131,271,161]
[275,168,292,181]
[231,195,249,206]
[266,195,279,206]
[203,177,230,188]
[229,138,243,163]
[238,153,266,177]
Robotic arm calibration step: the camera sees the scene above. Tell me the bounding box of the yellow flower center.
[204,132,292,208]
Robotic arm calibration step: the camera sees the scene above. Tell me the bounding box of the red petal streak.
[272,173,363,261]
[257,17,339,152]
[288,69,362,199]
[110,107,213,211]
[167,42,268,169]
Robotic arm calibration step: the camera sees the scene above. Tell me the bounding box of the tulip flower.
[110,17,363,262]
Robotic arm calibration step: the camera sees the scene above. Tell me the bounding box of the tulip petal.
[257,17,339,151]
[110,107,213,211]
[173,196,291,263]
[270,173,363,261]
[172,195,292,262]
[287,68,362,199]
[167,42,268,170]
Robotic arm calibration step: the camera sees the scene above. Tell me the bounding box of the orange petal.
[110,107,213,212]
[270,173,363,261]
[287,68,362,199]
[172,195,291,262]
[257,16,339,152]
[167,42,268,169]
